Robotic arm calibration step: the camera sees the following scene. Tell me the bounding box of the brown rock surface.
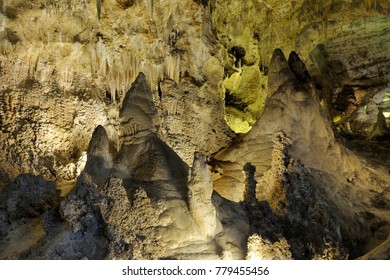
[0,1,389,260]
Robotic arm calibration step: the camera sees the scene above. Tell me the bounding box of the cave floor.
[0,217,44,260]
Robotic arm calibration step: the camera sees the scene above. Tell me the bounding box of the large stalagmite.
[0,0,389,260]
[0,72,249,260]
[211,49,390,259]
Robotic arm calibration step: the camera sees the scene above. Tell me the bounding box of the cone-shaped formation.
[84,125,113,185]
[113,74,188,199]
[63,72,248,259]
[120,72,158,141]
[80,73,189,198]
[267,48,295,95]
[288,51,310,82]
[112,133,189,199]
[211,48,390,259]
[244,50,332,168]
[212,49,330,201]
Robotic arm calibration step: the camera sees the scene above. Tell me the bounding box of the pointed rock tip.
[88,125,110,156]
[124,72,150,99]
[268,48,295,94]
[91,125,108,139]
[94,124,106,132]
[135,72,147,82]
[120,71,154,117]
[288,51,310,82]
[91,124,108,141]
[270,48,288,69]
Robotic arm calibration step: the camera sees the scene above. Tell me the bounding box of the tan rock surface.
[0,1,389,260]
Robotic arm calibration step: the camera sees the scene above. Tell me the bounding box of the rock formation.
[0,0,389,260]
[187,152,220,239]
[211,48,390,259]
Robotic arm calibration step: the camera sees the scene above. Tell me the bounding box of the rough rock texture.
[211,0,390,132]
[258,131,293,205]
[0,174,60,220]
[0,0,233,188]
[98,178,163,260]
[211,49,390,258]
[157,78,234,164]
[0,1,390,260]
[246,234,292,260]
[187,153,220,239]
[19,173,109,260]
[242,163,292,260]
[9,72,249,260]
[240,133,347,260]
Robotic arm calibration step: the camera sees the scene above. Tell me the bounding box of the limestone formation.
[0,0,232,187]
[246,234,292,260]
[0,174,60,221]
[84,125,113,185]
[0,1,389,261]
[211,48,390,259]
[98,177,163,260]
[267,49,296,96]
[112,72,189,200]
[212,0,390,132]
[187,152,219,239]
[10,71,245,260]
[119,72,158,141]
[257,131,293,205]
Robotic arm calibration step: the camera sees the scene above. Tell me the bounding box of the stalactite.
[323,0,329,43]
[109,76,116,103]
[167,100,178,115]
[123,123,139,136]
[90,48,96,75]
[165,13,176,46]
[164,54,180,83]
[1,0,6,31]
[0,1,8,54]
[96,0,102,20]
[151,0,154,19]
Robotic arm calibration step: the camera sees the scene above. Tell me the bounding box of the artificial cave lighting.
[0,0,390,260]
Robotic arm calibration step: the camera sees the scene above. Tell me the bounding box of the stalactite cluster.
[0,0,389,260]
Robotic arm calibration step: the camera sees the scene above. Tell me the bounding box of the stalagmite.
[187,153,219,239]
[0,0,389,262]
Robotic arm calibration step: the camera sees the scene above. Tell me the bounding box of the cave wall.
[0,0,234,187]
[0,0,390,260]
[211,0,390,132]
